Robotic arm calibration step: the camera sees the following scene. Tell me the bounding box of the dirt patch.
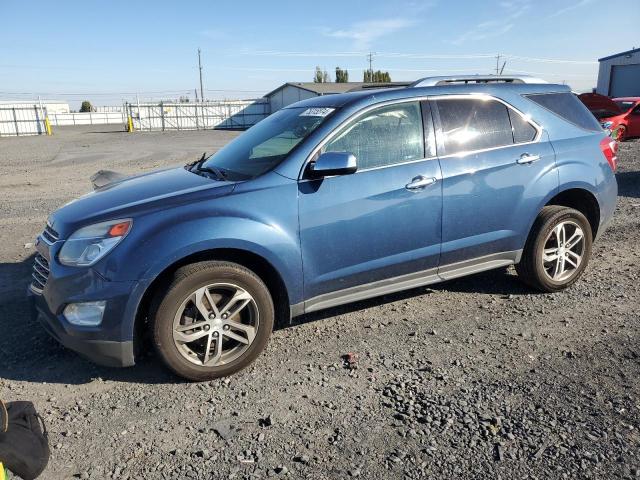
[0,127,638,479]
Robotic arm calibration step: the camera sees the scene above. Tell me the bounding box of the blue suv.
[28,76,618,380]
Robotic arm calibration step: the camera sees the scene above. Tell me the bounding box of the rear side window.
[525,93,602,132]
[435,98,513,155]
[508,109,537,143]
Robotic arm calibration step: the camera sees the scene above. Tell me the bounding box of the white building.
[596,48,640,97]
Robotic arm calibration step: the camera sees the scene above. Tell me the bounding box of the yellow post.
[44,117,52,136]
[127,115,134,133]
[0,462,6,480]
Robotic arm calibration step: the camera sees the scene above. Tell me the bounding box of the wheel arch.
[544,187,600,238]
[133,248,292,357]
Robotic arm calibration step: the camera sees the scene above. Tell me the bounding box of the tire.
[151,261,274,381]
[516,206,593,292]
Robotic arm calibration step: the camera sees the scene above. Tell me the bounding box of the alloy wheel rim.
[542,220,585,282]
[172,283,259,367]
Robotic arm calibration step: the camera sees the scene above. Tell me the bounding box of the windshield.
[614,101,635,112]
[201,107,333,180]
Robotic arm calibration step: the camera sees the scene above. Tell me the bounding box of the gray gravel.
[0,126,638,479]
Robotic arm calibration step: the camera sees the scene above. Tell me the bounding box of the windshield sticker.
[299,107,334,117]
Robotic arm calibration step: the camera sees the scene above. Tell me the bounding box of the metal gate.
[0,105,47,136]
[126,100,270,131]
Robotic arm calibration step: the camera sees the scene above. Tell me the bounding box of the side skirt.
[291,250,522,316]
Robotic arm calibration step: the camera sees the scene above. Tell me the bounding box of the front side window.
[323,102,424,170]
[435,98,514,155]
[202,107,331,179]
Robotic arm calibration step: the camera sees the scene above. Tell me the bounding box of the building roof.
[598,48,640,62]
[264,82,410,98]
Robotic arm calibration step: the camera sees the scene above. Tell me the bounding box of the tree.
[79,100,93,112]
[314,66,330,83]
[335,67,349,83]
[363,69,392,83]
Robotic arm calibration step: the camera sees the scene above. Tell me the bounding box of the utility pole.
[367,52,374,73]
[198,48,204,102]
[495,54,501,75]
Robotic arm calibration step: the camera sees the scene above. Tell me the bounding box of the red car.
[579,93,640,141]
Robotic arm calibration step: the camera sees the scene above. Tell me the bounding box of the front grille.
[42,224,59,244]
[30,254,50,294]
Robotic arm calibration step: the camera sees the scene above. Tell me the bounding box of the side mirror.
[308,152,357,178]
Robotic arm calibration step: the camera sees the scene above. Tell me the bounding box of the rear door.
[432,95,557,269]
[298,100,443,307]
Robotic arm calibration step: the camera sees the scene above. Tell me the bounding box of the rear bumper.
[29,289,135,367]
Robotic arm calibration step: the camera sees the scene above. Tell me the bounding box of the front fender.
[119,214,302,301]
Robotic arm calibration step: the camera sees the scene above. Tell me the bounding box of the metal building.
[596,48,640,97]
[264,82,411,112]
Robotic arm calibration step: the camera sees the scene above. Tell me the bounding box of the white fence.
[0,105,46,136]
[47,111,125,126]
[127,100,270,131]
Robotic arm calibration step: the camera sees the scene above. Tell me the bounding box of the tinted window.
[508,109,537,143]
[435,98,513,155]
[525,93,602,132]
[203,107,330,179]
[323,102,424,169]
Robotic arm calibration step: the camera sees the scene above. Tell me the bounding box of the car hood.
[49,167,237,238]
[578,93,622,118]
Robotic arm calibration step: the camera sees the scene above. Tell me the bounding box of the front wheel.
[516,206,593,292]
[151,261,274,381]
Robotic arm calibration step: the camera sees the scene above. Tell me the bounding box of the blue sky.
[0,0,638,106]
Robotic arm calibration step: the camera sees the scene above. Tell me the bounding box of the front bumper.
[27,235,140,367]
[29,290,136,367]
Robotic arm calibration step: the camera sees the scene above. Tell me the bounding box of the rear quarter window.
[525,92,602,132]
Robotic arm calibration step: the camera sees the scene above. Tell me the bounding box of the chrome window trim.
[299,93,543,179]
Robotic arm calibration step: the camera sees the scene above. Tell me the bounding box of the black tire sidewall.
[531,209,592,291]
[153,263,274,381]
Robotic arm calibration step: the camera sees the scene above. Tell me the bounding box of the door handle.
[516,153,541,165]
[406,175,437,190]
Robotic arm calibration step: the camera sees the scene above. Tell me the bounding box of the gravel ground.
[0,126,638,479]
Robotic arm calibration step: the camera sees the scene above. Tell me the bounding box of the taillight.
[599,137,618,172]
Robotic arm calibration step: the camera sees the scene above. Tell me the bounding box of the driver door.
[298,101,443,310]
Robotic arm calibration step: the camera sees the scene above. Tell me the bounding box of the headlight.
[59,219,132,266]
[601,121,614,129]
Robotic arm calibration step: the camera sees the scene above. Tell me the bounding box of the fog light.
[63,301,106,326]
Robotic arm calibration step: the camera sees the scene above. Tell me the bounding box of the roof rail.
[409,75,548,88]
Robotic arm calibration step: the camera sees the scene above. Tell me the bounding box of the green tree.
[335,67,349,83]
[79,100,93,112]
[363,70,392,83]
[314,66,330,83]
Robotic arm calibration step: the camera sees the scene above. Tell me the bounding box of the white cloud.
[548,0,595,18]
[452,0,530,45]
[322,18,417,50]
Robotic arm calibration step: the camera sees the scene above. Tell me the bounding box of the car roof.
[284,83,572,110]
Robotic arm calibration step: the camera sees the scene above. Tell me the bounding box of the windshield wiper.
[198,164,227,180]
[186,152,228,181]
[186,152,208,169]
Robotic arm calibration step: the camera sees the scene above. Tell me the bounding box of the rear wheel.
[151,261,274,381]
[516,206,592,292]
